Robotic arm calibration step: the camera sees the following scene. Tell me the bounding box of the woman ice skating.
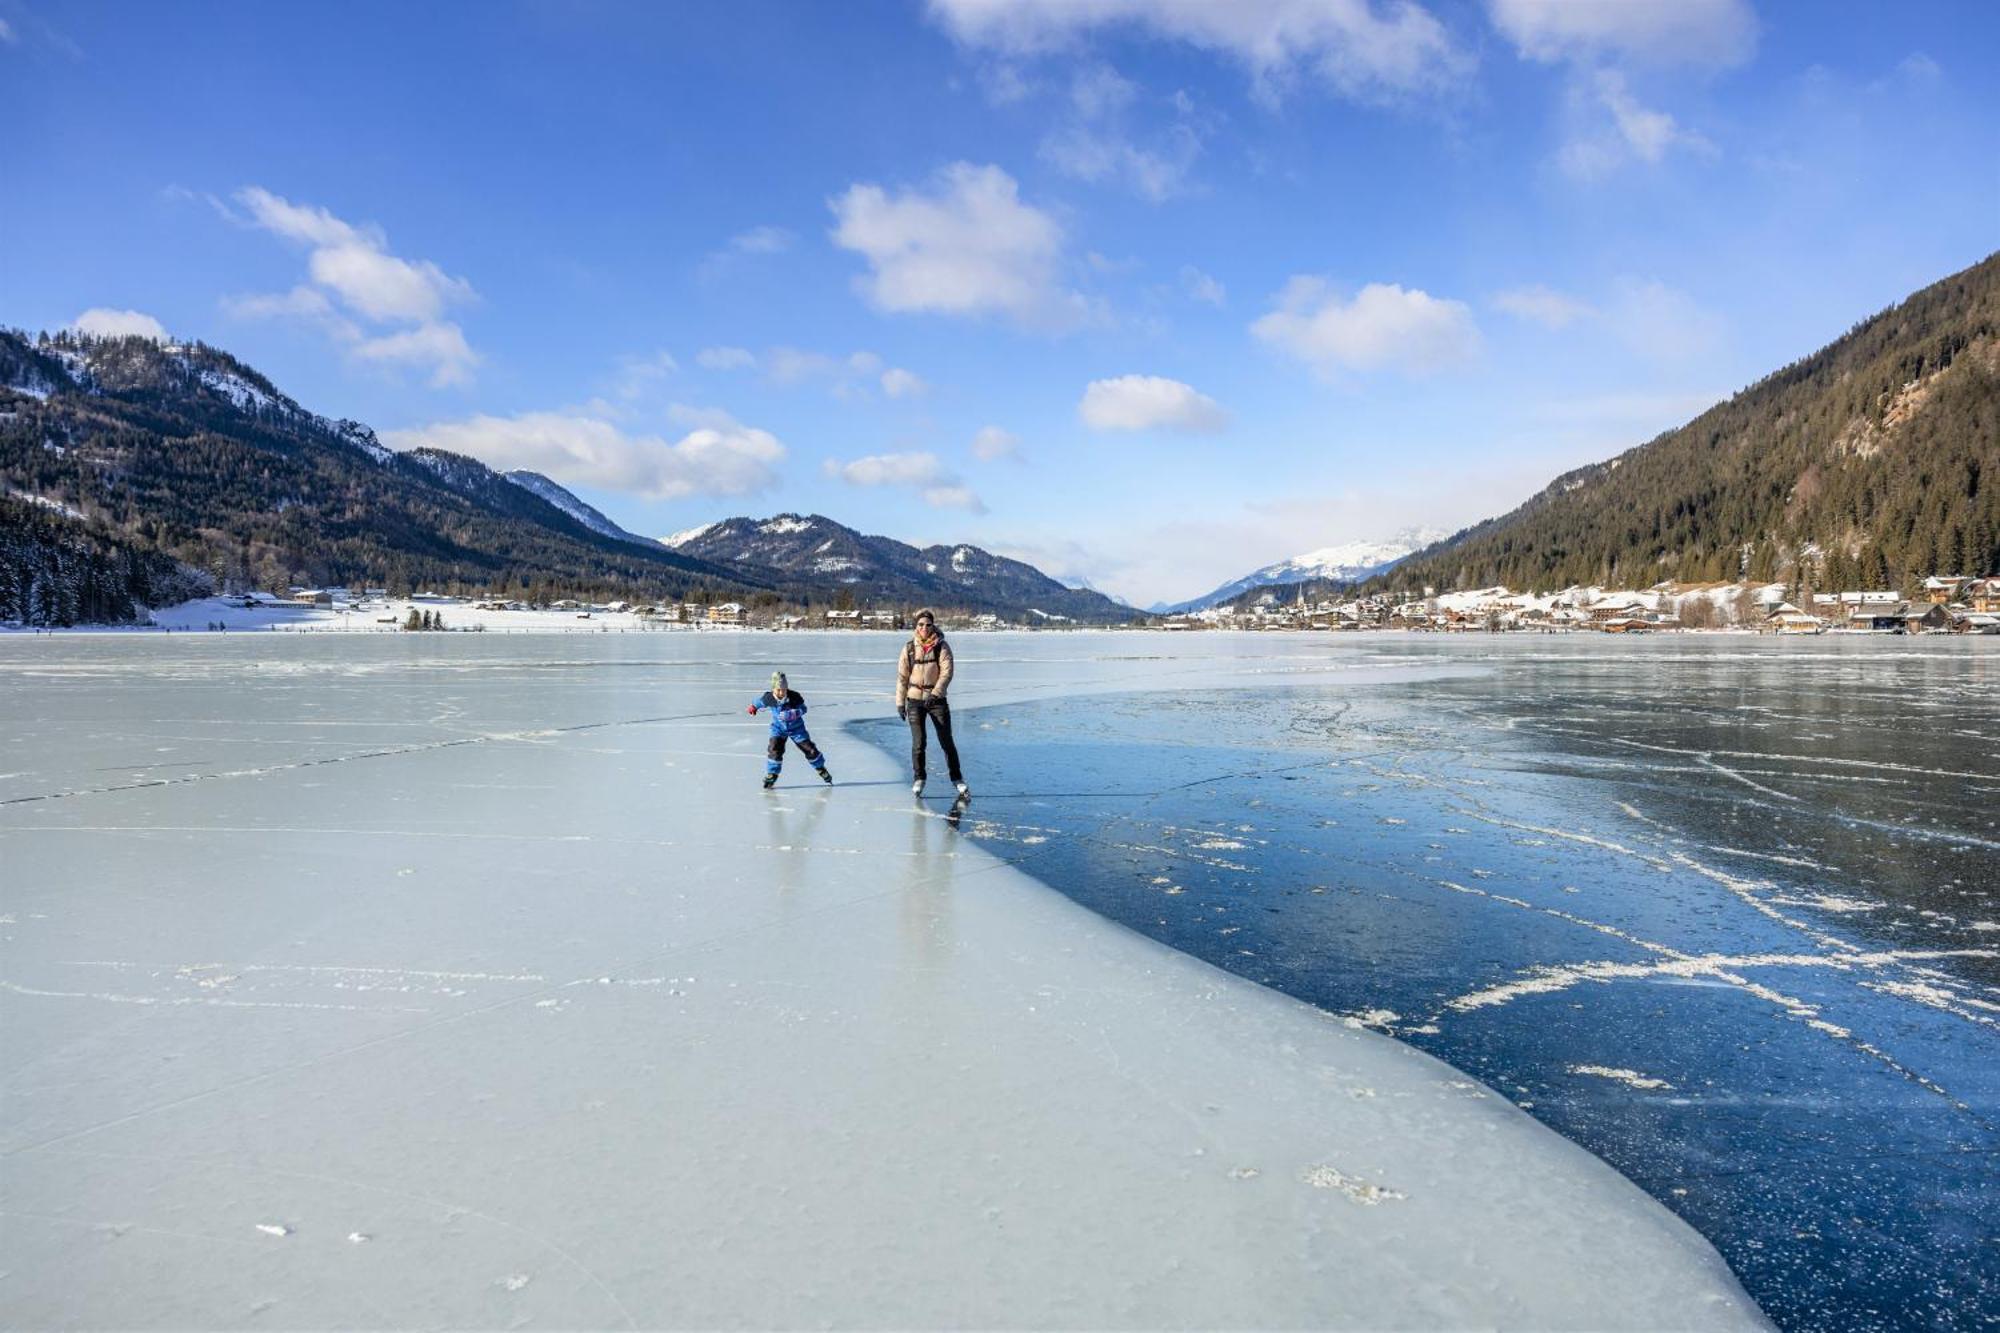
[896,609,969,800]
[748,671,831,790]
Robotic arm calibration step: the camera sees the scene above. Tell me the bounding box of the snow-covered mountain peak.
[662,521,718,549]
[1161,525,1450,614]
[503,471,662,548]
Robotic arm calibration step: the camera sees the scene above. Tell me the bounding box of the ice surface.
[0,633,1763,1328]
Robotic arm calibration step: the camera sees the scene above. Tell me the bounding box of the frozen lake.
[856,634,2000,1330]
[6,629,1978,1328]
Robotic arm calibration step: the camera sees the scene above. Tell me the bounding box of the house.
[1901,603,1951,632]
[824,609,862,626]
[707,602,745,624]
[1846,602,1946,632]
[296,589,333,608]
[1848,602,1910,631]
[1598,616,1651,633]
[970,613,1004,630]
[1589,597,1648,623]
[1764,603,1824,635]
[777,614,806,630]
[1949,611,2000,634]
[861,609,902,630]
[1923,576,1970,604]
[1965,578,2000,613]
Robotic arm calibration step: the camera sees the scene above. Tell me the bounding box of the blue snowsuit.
[751,690,825,776]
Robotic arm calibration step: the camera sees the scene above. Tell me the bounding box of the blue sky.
[3,1,1997,604]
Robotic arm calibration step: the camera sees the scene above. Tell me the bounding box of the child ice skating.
[748,671,831,790]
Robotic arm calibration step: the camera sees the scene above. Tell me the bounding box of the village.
[1155,574,2000,635]
[113,572,2000,636]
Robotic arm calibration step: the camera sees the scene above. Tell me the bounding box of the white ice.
[0,632,1764,1328]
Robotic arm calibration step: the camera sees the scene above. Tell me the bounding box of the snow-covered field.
[0,633,1763,1328]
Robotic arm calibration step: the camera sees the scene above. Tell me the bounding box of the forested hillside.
[0,331,761,611]
[1381,251,2000,594]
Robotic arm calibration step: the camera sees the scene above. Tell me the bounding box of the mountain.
[0,329,761,622]
[504,470,664,550]
[1378,252,2000,596]
[1159,527,1445,613]
[665,513,1138,622]
[0,329,1128,625]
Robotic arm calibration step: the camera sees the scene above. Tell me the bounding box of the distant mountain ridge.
[1377,251,2000,594]
[665,513,1138,622]
[1159,527,1446,613]
[0,329,1129,624]
[503,470,664,550]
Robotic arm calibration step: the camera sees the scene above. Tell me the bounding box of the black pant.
[907,696,961,783]
[767,731,823,773]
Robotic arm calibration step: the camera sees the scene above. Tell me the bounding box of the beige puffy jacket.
[896,630,954,705]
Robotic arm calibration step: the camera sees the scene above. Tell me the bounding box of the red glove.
[746,705,758,714]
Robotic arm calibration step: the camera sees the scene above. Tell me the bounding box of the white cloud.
[1040,123,1201,201]
[827,452,947,487]
[696,346,757,371]
[727,225,794,254]
[766,346,840,384]
[612,350,678,400]
[1489,0,1755,68]
[1558,70,1715,179]
[1038,61,1206,201]
[972,425,1021,460]
[72,308,168,340]
[917,484,985,511]
[1180,265,1226,306]
[1252,277,1479,375]
[977,61,1038,104]
[1079,374,1228,432]
[224,186,478,387]
[383,408,784,500]
[1491,284,1593,329]
[825,451,986,511]
[830,162,1081,327]
[1070,61,1139,117]
[881,367,928,398]
[926,0,1471,102]
[0,18,17,43]
[350,324,478,388]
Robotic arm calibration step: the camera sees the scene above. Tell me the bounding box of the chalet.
[1847,602,1948,632]
[1923,576,1970,603]
[1764,603,1825,635]
[970,613,1004,630]
[1598,616,1651,633]
[681,603,705,622]
[1950,611,2000,634]
[1902,603,1951,632]
[1848,602,1910,631]
[777,614,806,630]
[1964,578,2000,613]
[295,589,333,608]
[707,602,745,624]
[824,609,862,626]
[1589,597,1648,623]
[861,609,902,630]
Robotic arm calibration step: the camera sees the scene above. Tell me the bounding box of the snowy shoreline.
[0,633,1766,1327]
